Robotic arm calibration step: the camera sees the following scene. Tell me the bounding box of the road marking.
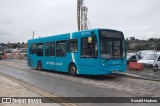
[0,72,77,106]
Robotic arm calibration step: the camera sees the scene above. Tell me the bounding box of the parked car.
[4,48,12,53]
[127,53,141,65]
[20,48,27,57]
[137,50,154,59]
[138,52,160,70]
[4,48,13,58]
[10,48,27,59]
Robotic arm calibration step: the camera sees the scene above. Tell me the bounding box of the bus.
[27,28,127,76]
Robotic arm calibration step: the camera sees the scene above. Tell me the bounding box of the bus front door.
[79,37,97,74]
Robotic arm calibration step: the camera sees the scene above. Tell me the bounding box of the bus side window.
[45,42,50,56]
[56,41,66,57]
[81,36,97,58]
[30,44,37,54]
[29,45,32,54]
[81,38,94,58]
[81,38,87,57]
[50,42,55,56]
[37,43,44,56]
[67,39,78,53]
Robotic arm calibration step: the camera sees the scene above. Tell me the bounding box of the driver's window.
[81,37,96,58]
[81,38,93,57]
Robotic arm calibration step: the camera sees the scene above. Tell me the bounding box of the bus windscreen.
[99,30,125,59]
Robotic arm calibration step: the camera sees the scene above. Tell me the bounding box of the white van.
[137,50,154,59]
[138,52,160,69]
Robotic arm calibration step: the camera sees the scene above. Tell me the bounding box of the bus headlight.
[101,63,105,66]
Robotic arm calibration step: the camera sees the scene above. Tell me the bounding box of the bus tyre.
[37,61,42,71]
[69,64,77,76]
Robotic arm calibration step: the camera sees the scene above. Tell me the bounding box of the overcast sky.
[0,0,160,43]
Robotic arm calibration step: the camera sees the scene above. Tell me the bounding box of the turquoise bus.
[27,28,126,76]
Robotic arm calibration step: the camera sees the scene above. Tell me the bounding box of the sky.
[0,0,160,43]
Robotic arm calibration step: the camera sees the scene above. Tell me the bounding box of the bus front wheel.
[69,64,77,76]
[37,61,42,71]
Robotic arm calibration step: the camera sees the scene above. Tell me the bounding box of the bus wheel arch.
[68,62,77,76]
[37,60,42,71]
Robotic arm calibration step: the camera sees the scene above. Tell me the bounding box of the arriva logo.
[82,31,91,35]
[112,62,120,65]
[46,62,63,66]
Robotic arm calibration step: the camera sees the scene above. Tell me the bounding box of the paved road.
[127,68,160,80]
[0,60,160,106]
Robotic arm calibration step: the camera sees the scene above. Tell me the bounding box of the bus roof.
[28,28,123,43]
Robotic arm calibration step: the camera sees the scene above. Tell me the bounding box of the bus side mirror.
[88,32,96,44]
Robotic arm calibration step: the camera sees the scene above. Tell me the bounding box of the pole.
[153,40,157,71]
[77,0,89,31]
[32,31,34,39]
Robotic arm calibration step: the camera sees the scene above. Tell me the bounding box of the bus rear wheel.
[69,64,77,76]
[37,61,42,71]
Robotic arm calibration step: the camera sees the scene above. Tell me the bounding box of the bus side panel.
[43,56,54,70]
[68,52,80,74]
[55,54,72,72]
[31,54,38,68]
[27,43,37,68]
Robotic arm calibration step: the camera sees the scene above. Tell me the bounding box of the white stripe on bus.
[70,33,79,74]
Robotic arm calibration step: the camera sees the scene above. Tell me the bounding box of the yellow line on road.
[0,73,77,106]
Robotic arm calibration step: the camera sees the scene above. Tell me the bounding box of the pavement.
[0,73,61,106]
[125,68,160,81]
